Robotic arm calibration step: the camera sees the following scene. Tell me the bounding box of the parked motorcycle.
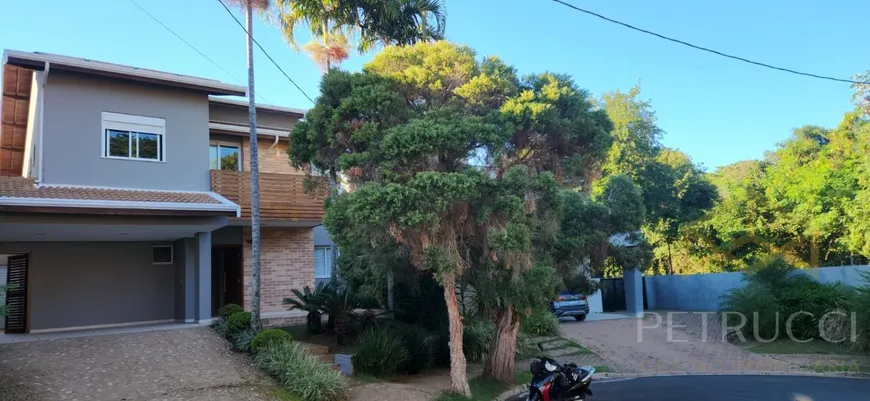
[525,343,595,401]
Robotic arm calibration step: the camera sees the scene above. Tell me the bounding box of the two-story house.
[0,50,330,334]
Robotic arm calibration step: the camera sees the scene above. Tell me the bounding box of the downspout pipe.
[36,62,49,185]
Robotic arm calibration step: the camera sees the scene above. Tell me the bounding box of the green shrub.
[352,327,408,377]
[719,282,782,340]
[521,309,561,336]
[255,341,348,401]
[227,311,253,337]
[849,272,870,351]
[232,328,258,352]
[720,259,857,342]
[392,323,434,374]
[218,303,244,320]
[251,329,294,353]
[516,330,538,357]
[211,318,229,337]
[462,317,494,363]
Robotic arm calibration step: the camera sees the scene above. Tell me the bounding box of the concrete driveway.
[561,311,806,375]
[0,327,281,401]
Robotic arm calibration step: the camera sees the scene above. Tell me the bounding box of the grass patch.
[266,387,303,401]
[559,338,592,354]
[743,339,861,355]
[435,372,533,401]
[352,373,384,383]
[803,363,870,374]
[592,365,615,373]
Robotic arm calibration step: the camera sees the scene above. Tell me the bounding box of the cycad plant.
[283,281,333,334]
[318,285,360,345]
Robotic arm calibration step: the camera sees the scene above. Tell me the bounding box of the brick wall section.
[242,227,315,314]
[242,138,304,175]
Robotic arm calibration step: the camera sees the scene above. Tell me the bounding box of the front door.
[212,246,242,315]
[5,254,28,333]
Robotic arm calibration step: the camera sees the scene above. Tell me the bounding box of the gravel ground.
[560,312,808,375]
[0,327,281,401]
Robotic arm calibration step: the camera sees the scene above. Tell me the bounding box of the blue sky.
[2,0,867,170]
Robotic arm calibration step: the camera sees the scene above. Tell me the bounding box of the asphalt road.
[584,375,870,401]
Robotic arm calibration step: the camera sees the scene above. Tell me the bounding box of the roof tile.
[0,177,221,204]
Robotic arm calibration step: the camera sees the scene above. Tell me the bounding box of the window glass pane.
[107,130,130,157]
[152,246,173,264]
[209,145,219,169]
[314,247,333,278]
[137,133,160,160]
[219,146,239,170]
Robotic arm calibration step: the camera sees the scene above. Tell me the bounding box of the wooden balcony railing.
[210,170,328,222]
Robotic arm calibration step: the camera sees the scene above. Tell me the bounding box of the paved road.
[588,375,870,400]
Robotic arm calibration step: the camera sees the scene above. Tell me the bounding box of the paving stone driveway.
[0,327,280,401]
[561,312,809,375]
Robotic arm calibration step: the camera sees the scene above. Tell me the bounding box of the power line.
[215,0,316,104]
[127,0,275,105]
[550,0,869,85]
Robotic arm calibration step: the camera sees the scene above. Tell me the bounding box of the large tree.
[290,42,490,396]
[289,41,614,389]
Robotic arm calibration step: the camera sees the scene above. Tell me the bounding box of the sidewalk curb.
[495,371,870,401]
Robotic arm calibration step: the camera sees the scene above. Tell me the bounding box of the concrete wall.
[42,71,210,191]
[645,265,870,311]
[0,242,177,330]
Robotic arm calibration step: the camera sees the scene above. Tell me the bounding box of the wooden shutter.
[4,254,28,333]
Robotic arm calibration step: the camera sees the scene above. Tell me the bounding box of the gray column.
[174,238,198,322]
[184,238,197,322]
[624,267,644,318]
[195,231,212,322]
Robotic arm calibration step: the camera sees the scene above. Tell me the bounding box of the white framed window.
[101,112,166,162]
[314,246,333,279]
[209,143,241,171]
[152,245,174,264]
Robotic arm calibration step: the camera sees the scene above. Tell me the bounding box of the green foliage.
[283,282,332,335]
[462,317,494,364]
[232,328,259,353]
[227,311,253,337]
[352,327,409,377]
[0,285,6,317]
[251,329,294,354]
[255,341,348,401]
[218,303,244,320]
[850,272,870,350]
[393,272,449,334]
[520,309,561,337]
[719,258,856,341]
[211,318,229,337]
[293,41,619,385]
[392,323,435,374]
[664,110,870,273]
[555,175,647,279]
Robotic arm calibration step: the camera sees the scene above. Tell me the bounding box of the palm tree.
[223,0,272,332]
[273,0,446,70]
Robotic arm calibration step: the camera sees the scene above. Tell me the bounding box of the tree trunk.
[482,307,520,383]
[386,266,395,310]
[442,272,471,397]
[245,3,263,332]
[666,242,673,275]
